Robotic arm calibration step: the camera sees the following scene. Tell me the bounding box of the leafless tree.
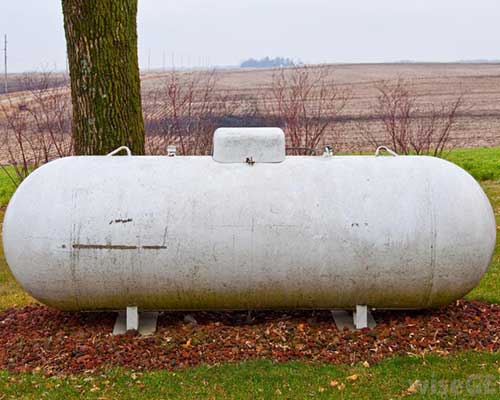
[359,79,465,156]
[143,70,236,155]
[0,72,72,185]
[266,66,350,154]
[21,73,73,160]
[0,98,35,183]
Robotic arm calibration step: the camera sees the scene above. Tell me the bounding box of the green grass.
[0,167,18,208]
[1,352,499,399]
[446,147,500,181]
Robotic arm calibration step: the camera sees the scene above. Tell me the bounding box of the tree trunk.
[62,0,145,155]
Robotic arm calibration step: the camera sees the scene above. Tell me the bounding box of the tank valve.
[167,145,177,157]
[323,146,334,157]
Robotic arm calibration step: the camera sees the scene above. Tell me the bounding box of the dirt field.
[1,63,500,163]
[142,63,500,151]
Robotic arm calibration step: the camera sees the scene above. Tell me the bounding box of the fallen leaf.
[405,380,421,394]
[0,300,499,376]
[347,374,359,382]
[329,380,339,387]
[362,361,370,368]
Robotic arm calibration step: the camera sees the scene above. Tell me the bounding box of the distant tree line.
[240,57,298,69]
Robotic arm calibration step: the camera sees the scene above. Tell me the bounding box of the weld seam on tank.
[424,170,438,308]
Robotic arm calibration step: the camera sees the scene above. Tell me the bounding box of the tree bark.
[62,0,145,155]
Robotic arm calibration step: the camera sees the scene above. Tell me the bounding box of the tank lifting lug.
[167,145,177,157]
[113,306,159,336]
[323,146,334,157]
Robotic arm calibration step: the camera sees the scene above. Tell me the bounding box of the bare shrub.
[265,66,350,154]
[360,79,465,156]
[143,70,236,155]
[0,72,72,185]
[0,99,34,183]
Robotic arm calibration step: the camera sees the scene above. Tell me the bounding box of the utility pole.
[3,34,7,94]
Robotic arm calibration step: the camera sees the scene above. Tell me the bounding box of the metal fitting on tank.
[323,146,334,157]
[167,145,177,157]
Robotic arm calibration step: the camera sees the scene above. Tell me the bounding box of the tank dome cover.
[213,128,285,163]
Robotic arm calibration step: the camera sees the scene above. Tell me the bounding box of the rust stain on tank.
[72,244,167,250]
[73,244,138,250]
[109,218,133,225]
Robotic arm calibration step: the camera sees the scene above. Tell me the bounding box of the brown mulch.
[0,300,498,376]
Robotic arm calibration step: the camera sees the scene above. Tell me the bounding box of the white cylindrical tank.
[2,152,496,311]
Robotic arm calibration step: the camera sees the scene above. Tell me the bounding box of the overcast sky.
[1,0,499,72]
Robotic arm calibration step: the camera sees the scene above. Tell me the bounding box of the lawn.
[1,352,499,399]
[0,148,499,399]
[446,147,500,181]
[0,167,17,209]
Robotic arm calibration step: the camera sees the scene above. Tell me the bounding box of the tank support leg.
[354,305,368,329]
[331,306,376,331]
[126,306,139,331]
[113,307,159,336]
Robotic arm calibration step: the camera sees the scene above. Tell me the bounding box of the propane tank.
[2,128,496,311]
